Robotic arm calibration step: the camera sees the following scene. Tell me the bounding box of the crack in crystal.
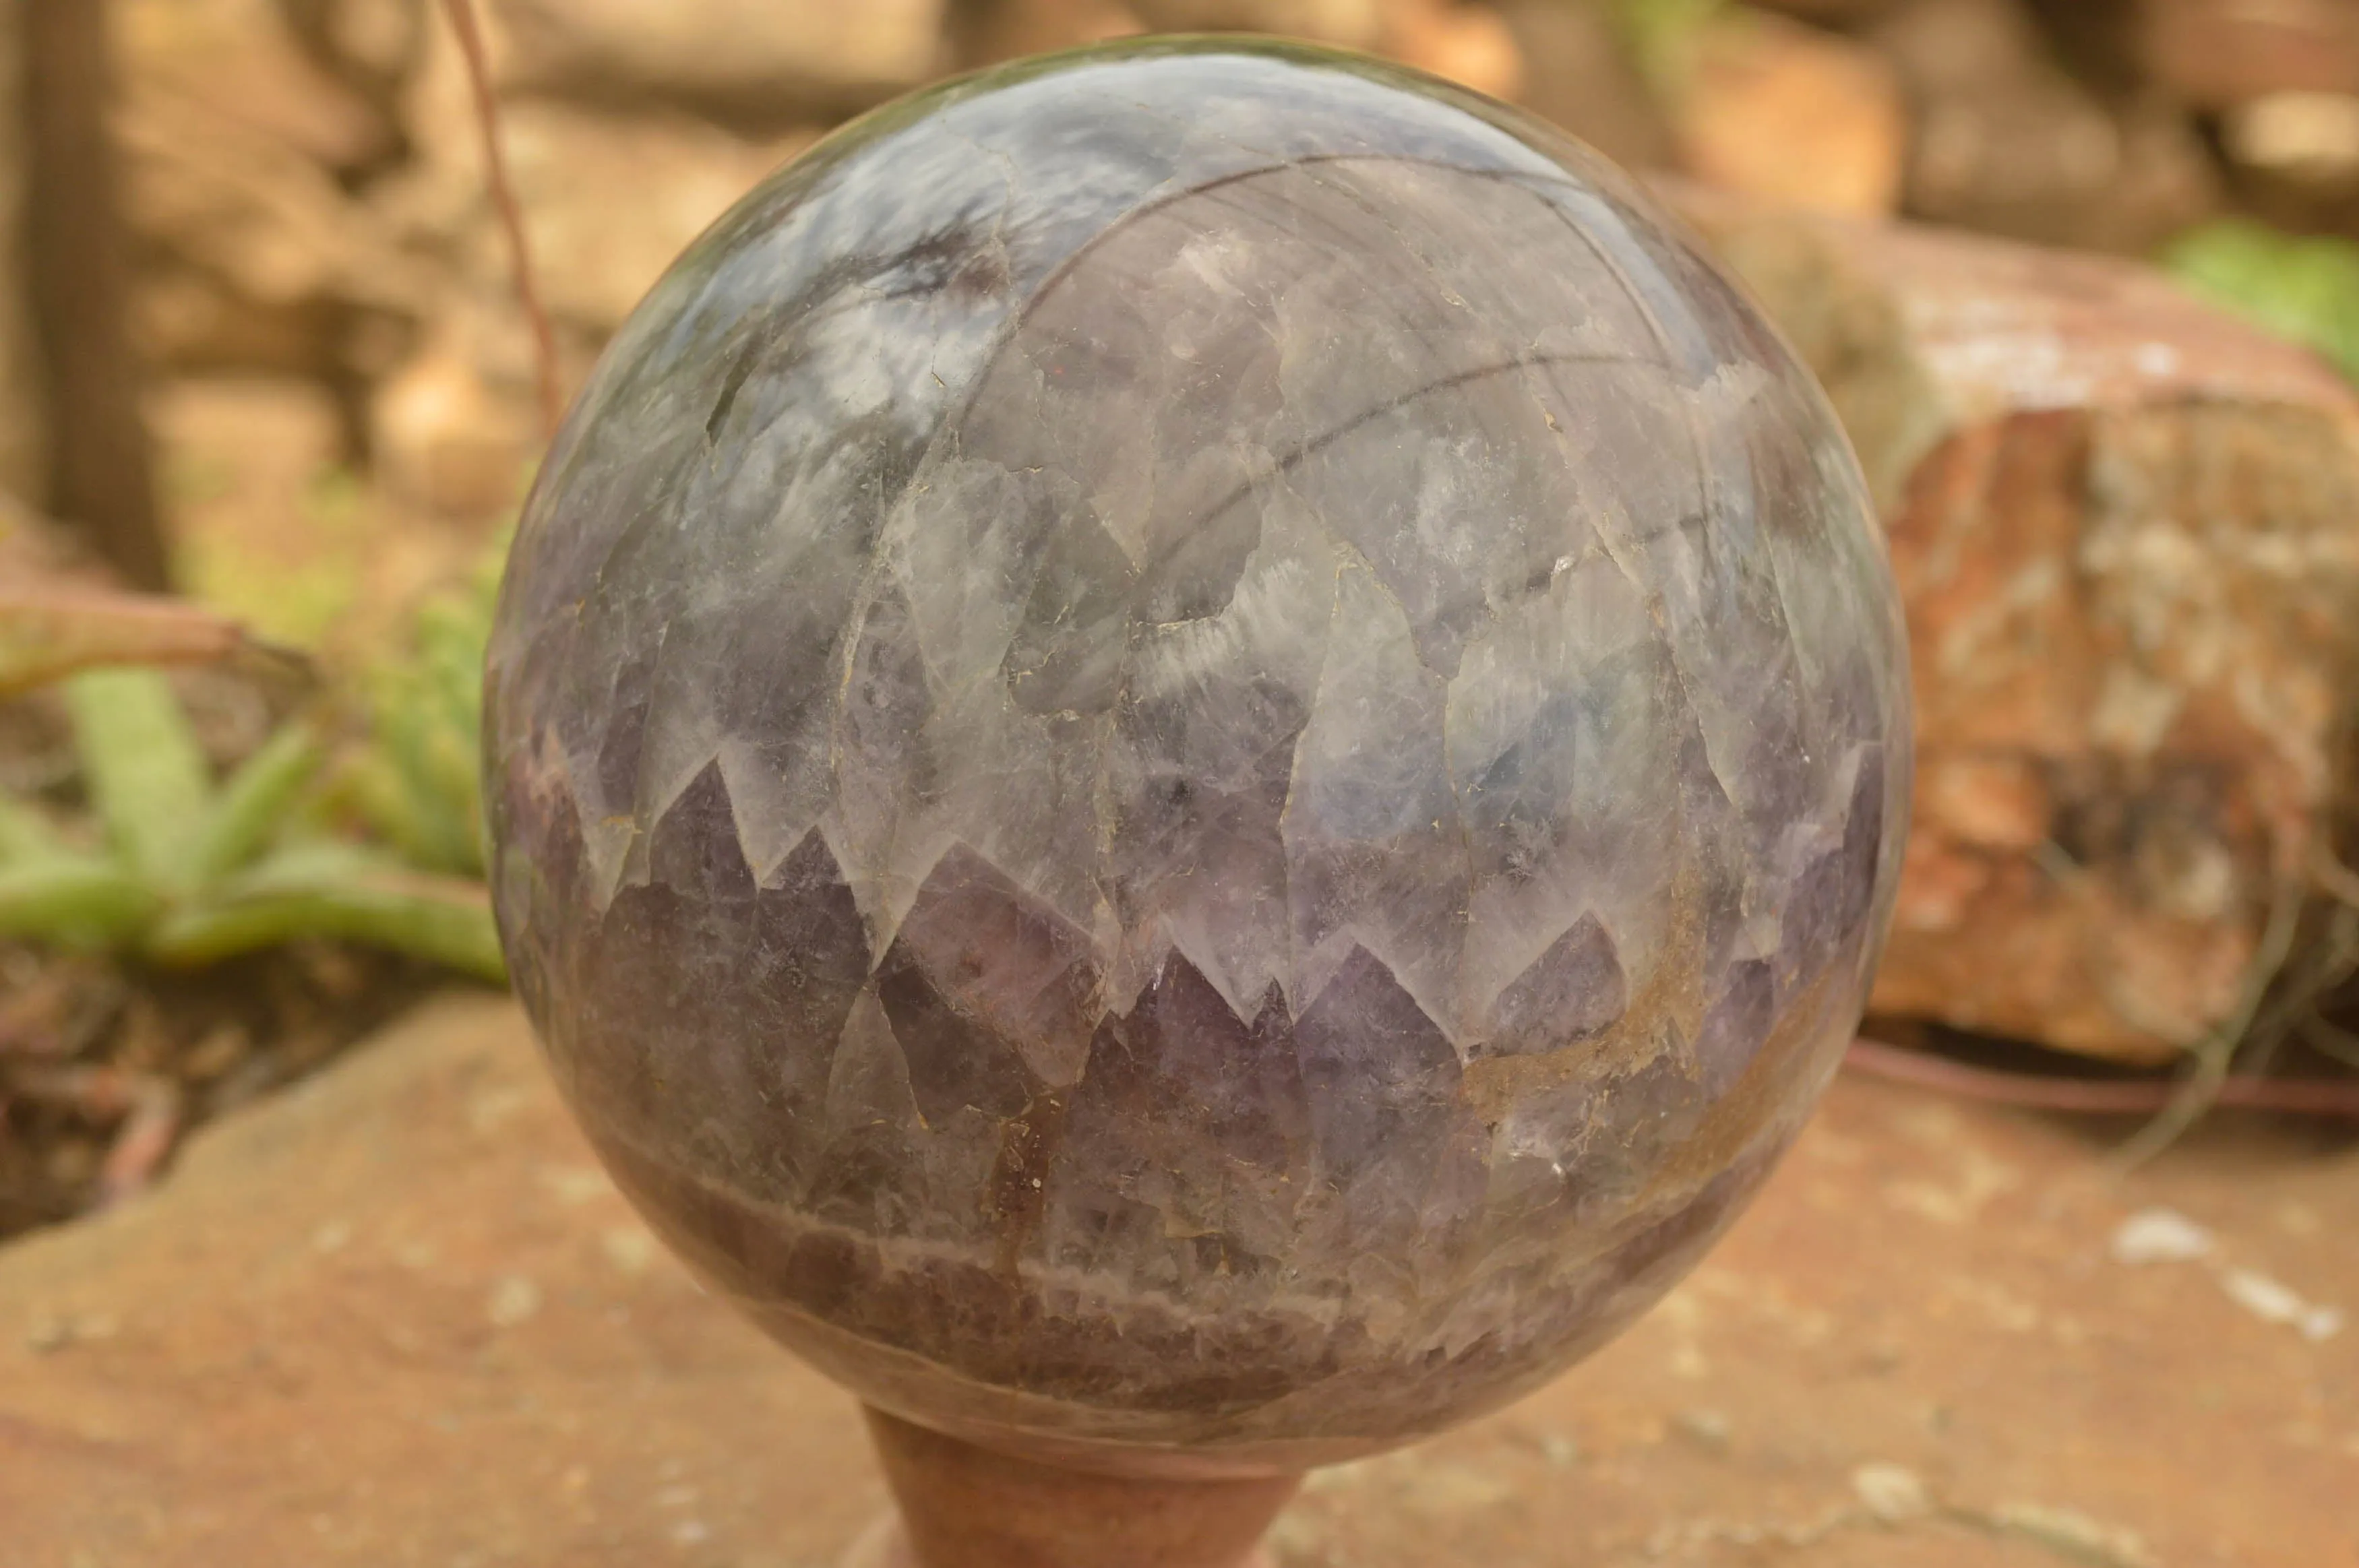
[489,41,1908,1467]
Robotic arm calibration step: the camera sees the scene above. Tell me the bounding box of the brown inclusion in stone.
[487,37,1909,1480]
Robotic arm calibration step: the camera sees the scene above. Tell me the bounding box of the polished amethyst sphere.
[486,39,1909,1474]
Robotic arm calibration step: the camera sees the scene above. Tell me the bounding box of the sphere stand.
[842,1408,1303,1568]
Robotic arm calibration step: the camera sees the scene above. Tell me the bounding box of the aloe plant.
[342,551,497,879]
[0,666,505,980]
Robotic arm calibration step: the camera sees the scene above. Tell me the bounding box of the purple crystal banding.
[486,38,1911,1476]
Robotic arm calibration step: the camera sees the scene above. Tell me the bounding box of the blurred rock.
[1748,0,1899,19]
[483,0,949,121]
[948,0,1145,67]
[1128,0,1386,51]
[271,0,431,164]
[497,102,816,336]
[2029,0,2359,232]
[1124,0,1525,103]
[2139,0,2359,110]
[370,327,538,520]
[276,0,426,91]
[117,0,428,387]
[1384,0,1525,102]
[2220,92,2359,195]
[120,99,424,381]
[1682,191,2359,1062]
[1497,0,1672,169]
[2211,90,2359,237]
[1674,9,1904,216]
[1874,0,2216,254]
[121,0,399,175]
[2034,0,2359,223]
[2219,99,2359,239]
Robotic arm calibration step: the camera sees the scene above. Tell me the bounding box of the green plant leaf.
[0,795,66,863]
[63,668,213,889]
[0,856,158,951]
[206,838,377,894]
[146,854,507,980]
[348,552,496,878]
[189,722,324,885]
[2162,220,2359,384]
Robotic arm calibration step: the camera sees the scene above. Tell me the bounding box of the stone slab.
[1,997,2351,1566]
[1678,191,2359,1065]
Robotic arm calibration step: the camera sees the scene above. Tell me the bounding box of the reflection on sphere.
[486,38,1911,1476]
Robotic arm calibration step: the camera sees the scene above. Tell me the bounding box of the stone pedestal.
[849,1409,1299,1568]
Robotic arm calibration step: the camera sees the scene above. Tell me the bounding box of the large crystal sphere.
[487,38,1910,1476]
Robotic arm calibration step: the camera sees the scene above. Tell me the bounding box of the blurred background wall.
[0,0,2340,518]
[59,0,2357,533]
[28,0,2321,507]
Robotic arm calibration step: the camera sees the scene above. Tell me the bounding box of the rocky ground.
[1,995,2350,1566]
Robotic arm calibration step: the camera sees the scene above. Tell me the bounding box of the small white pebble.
[467,1086,532,1134]
[1851,1462,1931,1522]
[537,1164,613,1206]
[2109,1208,2213,1265]
[669,1519,711,1546]
[1302,1459,1378,1494]
[2222,1267,2308,1326]
[1539,1432,1580,1467]
[2134,342,2179,378]
[487,1274,542,1328]
[1262,1513,1326,1557]
[1674,1408,1731,1449]
[1990,1503,2155,1568]
[2218,1270,2343,1341]
[601,1227,658,1276]
[28,1311,117,1352]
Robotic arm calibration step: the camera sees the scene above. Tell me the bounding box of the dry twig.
[438,0,562,438]
[6,1062,185,1205]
